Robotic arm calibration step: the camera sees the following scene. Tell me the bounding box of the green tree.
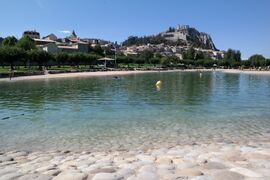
[139,50,154,64]
[249,54,266,67]
[28,50,51,70]
[55,52,69,67]
[1,47,25,70]
[93,45,104,56]
[17,36,36,51]
[183,47,196,60]
[2,36,18,47]
[224,49,241,62]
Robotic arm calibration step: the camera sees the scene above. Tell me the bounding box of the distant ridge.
[122,25,217,50]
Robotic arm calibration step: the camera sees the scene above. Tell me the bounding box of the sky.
[0,0,269,59]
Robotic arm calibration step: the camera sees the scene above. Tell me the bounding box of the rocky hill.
[122,25,217,50]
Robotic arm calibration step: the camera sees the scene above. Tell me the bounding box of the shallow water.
[0,71,270,151]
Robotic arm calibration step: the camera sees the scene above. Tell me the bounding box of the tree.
[28,50,51,70]
[224,49,241,62]
[1,47,25,70]
[248,54,266,67]
[139,50,154,64]
[55,52,69,67]
[2,36,18,47]
[183,47,196,60]
[92,45,104,56]
[17,36,36,51]
[0,37,4,47]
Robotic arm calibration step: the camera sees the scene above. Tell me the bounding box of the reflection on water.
[0,71,270,151]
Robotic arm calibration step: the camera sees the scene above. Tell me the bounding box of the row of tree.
[0,36,269,70]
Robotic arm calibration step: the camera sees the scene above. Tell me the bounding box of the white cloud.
[59,30,71,34]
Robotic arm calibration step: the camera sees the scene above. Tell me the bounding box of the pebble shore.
[0,141,270,180]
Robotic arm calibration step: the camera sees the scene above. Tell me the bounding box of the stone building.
[43,34,57,41]
[23,30,40,39]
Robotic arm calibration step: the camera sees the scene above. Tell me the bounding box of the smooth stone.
[138,165,156,173]
[7,151,28,158]
[126,175,137,180]
[36,164,57,172]
[89,168,116,174]
[176,169,204,177]
[53,172,88,180]
[157,164,175,170]
[117,168,135,178]
[137,172,158,180]
[190,176,212,180]
[0,167,18,176]
[92,173,122,180]
[0,156,13,163]
[136,155,155,163]
[18,174,52,180]
[243,152,270,160]
[43,169,62,176]
[167,149,185,156]
[211,170,245,180]
[176,162,198,169]
[0,172,22,180]
[201,162,227,170]
[0,161,17,166]
[156,157,172,164]
[230,167,262,178]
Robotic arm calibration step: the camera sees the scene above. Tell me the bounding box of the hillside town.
[23,25,225,60]
[23,30,113,54]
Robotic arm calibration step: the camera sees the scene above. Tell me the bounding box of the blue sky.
[0,0,269,59]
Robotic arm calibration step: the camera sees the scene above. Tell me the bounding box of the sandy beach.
[0,69,211,82]
[0,141,270,180]
[218,69,270,75]
[1,69,270,82]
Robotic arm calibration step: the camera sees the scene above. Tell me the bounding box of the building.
[43,34,57,41]
[23,30,40,39]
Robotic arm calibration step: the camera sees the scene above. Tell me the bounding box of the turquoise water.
[0,71,270,151]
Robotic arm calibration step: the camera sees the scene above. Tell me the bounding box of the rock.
[190,176,212,180]
[43,169,62,176]
[137,172,158,180]
[156,157,172,164]
[201,162,227,170]
[92,173,122,180]
[0,167,18,176]
[36,164,57,172]
[230,167,262,178]
[53,172,88,180]
[136,155,155,163]
[18,173,52,180]
[176,162,198,169]
[176,169,203,177]
[89,168,116,174]
[157,164,175,171]
[126,175,137,180]
[211,170,245,180]
[117,168,135,178]
[0,172,22,180]
[138,165,156,173]
[243,152,270,160]
[7,151,28,158]
[0,155,13,163]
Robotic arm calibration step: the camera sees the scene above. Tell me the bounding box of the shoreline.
[1,68,270,82]
[0,141,269,179]
[0,69,212,82]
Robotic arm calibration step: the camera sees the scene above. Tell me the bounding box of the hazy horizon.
[0,0,269,59]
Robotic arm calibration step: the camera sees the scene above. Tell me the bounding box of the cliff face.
[160,25,217,50]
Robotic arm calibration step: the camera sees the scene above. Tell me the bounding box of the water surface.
[0,71,270,151]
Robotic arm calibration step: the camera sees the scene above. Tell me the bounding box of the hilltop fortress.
[160,25,216,50]
[121,25,224,60]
